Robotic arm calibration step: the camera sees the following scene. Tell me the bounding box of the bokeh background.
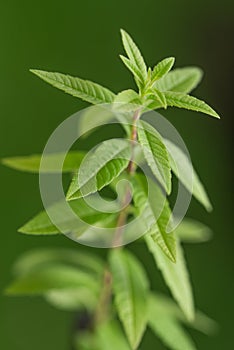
[0,0,233,349]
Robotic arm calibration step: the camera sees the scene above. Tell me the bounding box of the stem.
[113,108,141,246]
[127,109,141,174]
[93,268,112,326]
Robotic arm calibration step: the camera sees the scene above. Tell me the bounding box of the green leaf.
[13,248,104,276]
[164,139,213,211]
[120,29,147,83]
[150,293,218,336]
[109,249,149,350]
[120,55,144,89]
[114,89,141,105]
[154,67,203,93]
[145,88,167,109]
[145,236,194,321]
[189,311,218,336]
[2,151,85,173]
[164,91,219,118]
[66,139,131,200]
[131,174,176,262]
[96,320,131,350]
[137,121,171,194]
[19,198,111,235]
[45,287,98,311]
[151,57,175,82]
[74,331,98,350]
[114,89,142,113]
[175,218,212,243]
[6,263,99,295]
[30,69,115,104]
[149,294,196,350]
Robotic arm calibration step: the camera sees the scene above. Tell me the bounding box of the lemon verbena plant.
[3,30,219,350]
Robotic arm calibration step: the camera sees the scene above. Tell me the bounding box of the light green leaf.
[30,70,115,104]
[109,249,149,350]
[131,174,176,262]
[19,198,111,235]
[151,57,175,82]
[6,263,99,295]
[74,332,98,350]
[66,139,131,200]
[78,105,115,137]
[145,236,194,321]
[175,218,212,243]
[120,29,147,83]
[154,67,203,93]
[137,121,171,194]
[164,139,213,211]
[114,89,142,113]
[149,294,196,350]
[145,88,167,109]
[78,104,131,138]
[164,91,219,118]
[150,293,218,336]
[13,248,104,276]
[114,89,141,105]
[45,287,98,311]
[189,311,218,336]
[96,320,131,350]
[120,55,144,89]
[2,151,85,173]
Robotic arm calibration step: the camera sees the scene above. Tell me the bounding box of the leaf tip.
[29,68,39,75]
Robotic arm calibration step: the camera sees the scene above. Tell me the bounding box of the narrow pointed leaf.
[45,287,98,311]
[6,264,99,295]
[150,293,218,336]
[154,67,203,93]
[145,88,167,109]
[175,218,212,243]
[19,198,111,235]
[96,321,131,350]
[120,30,147,82]
[131,174,176,262]
[109,249,149,350]
[164,91,219,118]
[164,139,213,211]
[66,139,131,200]
[2,151,85,173]
[151,57,175,82]
[137,121,171,194]
[120,55,144,89]
[30,70,115,104]
[13,248,104,276]
[149,294,197,350]
[145,236,194,321]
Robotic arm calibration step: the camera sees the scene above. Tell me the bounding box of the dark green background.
[0,0,233,349]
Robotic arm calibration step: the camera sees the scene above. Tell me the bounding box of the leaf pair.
[110,249,216,350]
[28,29,219,121]
[149,294,217,350]
[6,248,105,312]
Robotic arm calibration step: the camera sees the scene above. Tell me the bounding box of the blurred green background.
[0,0,233,349]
